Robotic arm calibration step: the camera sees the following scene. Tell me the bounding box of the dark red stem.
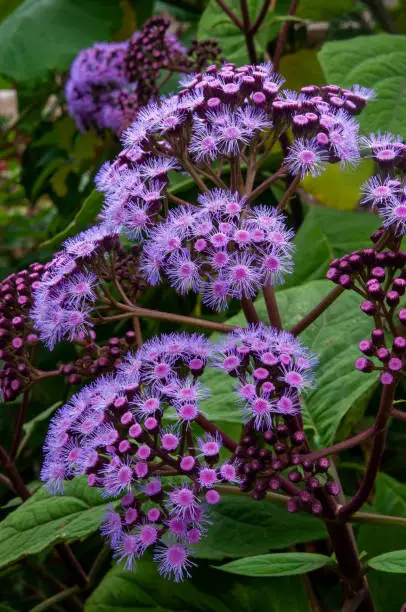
[214,0,244,29]
[302,426,376,462]
[290,286,344,336]
[195,414,238,452]
[250,0,271,35]
[10,389,30,458]
[240,0,258,64]
[273,0,300,71]
[263,285,282,329]
[390,407,406,422]
[241,297,261,324]
[339,383,396,520]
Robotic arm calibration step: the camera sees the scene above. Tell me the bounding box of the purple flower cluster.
[327,249,405,383]
[66,40,131,133]
[214,324,316,430]
[30,226,146,349]
[0,260,145,401]
[41,332,238,581]
[66,17,221,135]
[41,327,326,578]
[360,132,406,236]
[95,151,179,238]
[121,62,369,176]
[141,190,294,310]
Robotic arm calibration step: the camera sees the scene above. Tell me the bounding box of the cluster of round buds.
[360,132,406,236]
[0,263,44,401]
[213,325,337,514]
[235,428,339,515]
[327,249,405,384]
[124,17,189,106]
[141,189,294,311]
[30,224,127,349]
[40,332,239,582]
[66,17,221,135]
[58,330,140,386]
[122,62,369,177]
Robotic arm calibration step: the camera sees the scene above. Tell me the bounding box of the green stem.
[29,586,81,612]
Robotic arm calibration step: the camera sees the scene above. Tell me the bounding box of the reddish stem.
[240,0,258,64]
[273,0,300,71]
[195,414,238,453]
[241,297,261,324]
[290,286,344,336]
[246,166,287,203]
[250,0,271,35]
[214,0,244,29]
[10,389,30,458]
[263,285,282,329]
[302,426,376,462]
[390,407,406,422]
[339,383,396,520]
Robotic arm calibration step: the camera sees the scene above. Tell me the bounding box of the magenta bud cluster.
[327,248,405,382]
[0,263,44,401]
[235,430,339,514]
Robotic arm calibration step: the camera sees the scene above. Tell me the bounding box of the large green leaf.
[215,552,333,577]
[357,474,406,612]
[197,0,290,65]
[202,280,379,446]
[0,0,122,82]
[40,189,103,250]
[194,494,326,560]
[318,35,406,136]
[301,159,374,212]
[0,477,113,569]
[85,557,310,612]
[285,206,381,288]
[368,550,406,573]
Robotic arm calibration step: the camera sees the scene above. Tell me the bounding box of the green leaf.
[215,552,333,577]
[279,49,325,91]
[85,557,311,612]
[16,401,62,457]
[197,0,290,65]
[194,494,327,560]
[357,474,406,611]
[22,402,61,437]
[202,279,379,446]
[297,0,354,20]
[318,34,406,137]
[301,160,374,211]
[368,550,406,573]
[285,206,381,288]
[0,0,122,83]
[40,189,103,251]
[0,477,115,569]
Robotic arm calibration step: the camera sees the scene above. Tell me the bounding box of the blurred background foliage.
[1,1,406,610]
